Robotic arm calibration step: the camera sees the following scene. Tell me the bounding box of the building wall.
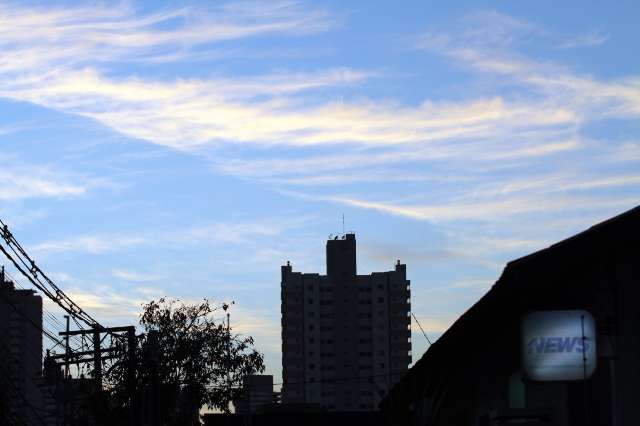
[235,375,274,414]
[0,274,43,425]
[281,234,411,411]
[613,248,640,426]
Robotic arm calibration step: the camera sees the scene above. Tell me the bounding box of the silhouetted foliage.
[104,298,264,424]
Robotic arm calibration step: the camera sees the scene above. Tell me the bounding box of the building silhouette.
[233,375,276,414]
[381,205,640,426]
[0,267,43,425]
[281,234,411,411]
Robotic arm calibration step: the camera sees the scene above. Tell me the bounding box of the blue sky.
[1,0,639,382]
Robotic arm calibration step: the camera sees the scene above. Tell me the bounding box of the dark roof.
[380,204,640,410]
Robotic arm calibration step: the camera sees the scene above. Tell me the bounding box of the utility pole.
[57,325,137,425]
[224,304,231,388]
[147,330,160,426]
[223,302,232,414]
[126,326,137,426]
[64,315,70,378]
[93,329,102,392]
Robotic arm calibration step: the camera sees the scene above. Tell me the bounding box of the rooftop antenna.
[342,213,345,235]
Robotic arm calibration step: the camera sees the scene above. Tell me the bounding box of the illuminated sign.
[522,310,596,381]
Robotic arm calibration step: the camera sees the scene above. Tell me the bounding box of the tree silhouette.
[103,298,264,425]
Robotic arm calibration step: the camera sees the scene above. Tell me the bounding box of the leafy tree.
[103,298,265,425]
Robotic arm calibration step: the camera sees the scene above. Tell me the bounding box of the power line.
[411,312,433,346]
[0,220,99,328]
[0,220,129,349]
[5,269,83,348]
[0,288,68,350]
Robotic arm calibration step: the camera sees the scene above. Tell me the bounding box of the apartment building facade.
[281,234,411,411]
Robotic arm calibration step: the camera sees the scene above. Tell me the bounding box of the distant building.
[0,267,43,425]
[281,234,411,411]
[234,374,275,414]
[381,205,640,426]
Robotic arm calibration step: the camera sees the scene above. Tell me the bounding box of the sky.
[1,0,639,383]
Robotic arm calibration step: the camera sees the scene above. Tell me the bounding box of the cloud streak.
[0,1,333,70]
[321,193,637,223]
[0,169,86,200]
[0,2,585,160]
[29,216,313,255]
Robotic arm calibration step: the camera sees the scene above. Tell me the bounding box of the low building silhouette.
[380,205,640,426]
[281,233,411,411]
[233,375,276,414]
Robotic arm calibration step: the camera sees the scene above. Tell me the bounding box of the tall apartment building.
[0,267,44,425]
[281,234,411,411]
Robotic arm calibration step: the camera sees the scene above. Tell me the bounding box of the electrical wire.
[411,311,432,346]
[0,220,98,328]
[0,288,68,350]
[0,220,129,346]
[6,269,84,348]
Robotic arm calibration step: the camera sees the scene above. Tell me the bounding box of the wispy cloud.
[29,216,313,255]
[0,3,585,160]
[31,234,148,255]
[320,192,637,223]
[0,1,333,71]
[417,18,640,118]
[0,169,86,200]
[0,67,577,151]
[610,141,640,162]
[559,32,609,49]
[63,286,145,321]
[112,269,161,282]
